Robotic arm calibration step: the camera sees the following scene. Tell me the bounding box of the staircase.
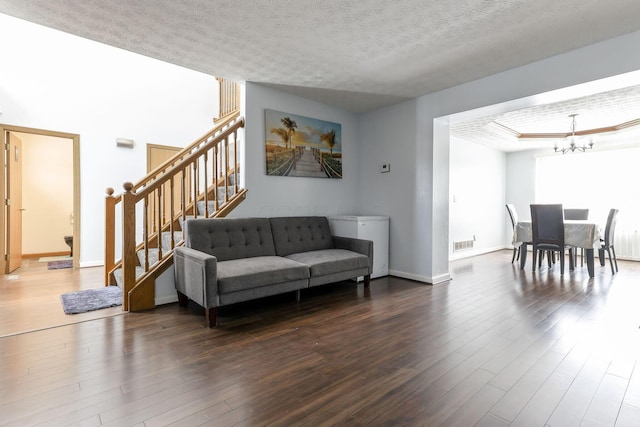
[104,111,246,312]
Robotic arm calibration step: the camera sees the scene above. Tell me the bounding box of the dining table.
[513,220,602,277]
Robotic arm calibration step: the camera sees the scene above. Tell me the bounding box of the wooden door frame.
[147,143,182,233]
[0,124,80,272]
[6,133,23,273]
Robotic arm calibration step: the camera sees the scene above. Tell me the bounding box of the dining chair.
[564,208,589,220]
[507,203,550,268]
[599,208,619,274]
[505,204,522,263]
[530,204,572,275]
[564,208,589,265]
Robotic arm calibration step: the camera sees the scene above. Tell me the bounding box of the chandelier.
[553,114,594,154]
[488,113,640,151]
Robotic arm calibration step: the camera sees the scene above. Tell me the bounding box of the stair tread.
[112,266,145,288]
[196,189,241,215]
[137,245,177,267]
[161,231,184,249]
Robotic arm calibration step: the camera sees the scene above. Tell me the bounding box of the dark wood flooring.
[1,251,640,426]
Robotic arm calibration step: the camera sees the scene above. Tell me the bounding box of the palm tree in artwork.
[320,129,337,154]
[270,127,289,147]
[281,117,298,148]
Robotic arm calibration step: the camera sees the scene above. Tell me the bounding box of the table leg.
[569,248,575,271]
[586,248,595,278]
[520,243,527,269]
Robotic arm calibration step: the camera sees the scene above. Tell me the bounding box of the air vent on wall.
[453,239,474,252]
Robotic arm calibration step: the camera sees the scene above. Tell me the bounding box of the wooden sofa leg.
[206,307,217,328]
[177,291,188,307]
[364,275,371,288]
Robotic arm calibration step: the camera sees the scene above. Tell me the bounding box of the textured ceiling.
[2,0,640,150]
[451,85,640,152]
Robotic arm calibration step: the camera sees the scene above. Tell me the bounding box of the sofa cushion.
[185,218,276,261]
[217,256,310,294]
[269,216,334,257]
[285,249,369,278]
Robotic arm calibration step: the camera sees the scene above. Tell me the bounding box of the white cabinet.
[328,216,389,279]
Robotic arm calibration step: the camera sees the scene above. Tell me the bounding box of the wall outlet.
[380,163,390,173]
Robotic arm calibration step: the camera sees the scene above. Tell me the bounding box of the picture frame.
[264,109,342,178]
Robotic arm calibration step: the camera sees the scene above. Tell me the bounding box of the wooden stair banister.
[105,114,246,312]
[215,78,240,124]
[104,187,118,286]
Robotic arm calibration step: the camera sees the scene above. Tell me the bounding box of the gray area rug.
[48,259,73,270]
[60,286,122,314]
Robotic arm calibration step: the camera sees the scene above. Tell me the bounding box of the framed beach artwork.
[264,109,342,178]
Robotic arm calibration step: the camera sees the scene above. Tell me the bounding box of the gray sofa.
[173,216,373,326]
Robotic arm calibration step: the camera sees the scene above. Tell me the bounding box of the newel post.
[121,182,136,311]
[105,187,116,286]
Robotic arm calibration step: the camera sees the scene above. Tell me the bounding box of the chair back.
[604,208,619,246]
[564,208,589,220]
[530,204,564,250]
[506,204,518,227]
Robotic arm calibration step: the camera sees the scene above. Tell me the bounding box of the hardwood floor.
[1,251,640,426]
[0,258,123,337]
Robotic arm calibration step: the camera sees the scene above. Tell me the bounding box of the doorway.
[146,143,185,233]
[1,125,80,274]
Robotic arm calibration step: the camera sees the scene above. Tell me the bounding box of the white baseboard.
[449,245,506,261]
[388,270,451,285]
[614,255,640,262]
[155,294,179,305]
[79,260,104,268]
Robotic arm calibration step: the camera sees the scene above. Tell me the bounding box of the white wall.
[449,136,506,260]
[0,14,219,266]
[233,82,361,218]
[355,100,418,279]
[5,13,640,285]
[359,29,640,283]
[159,83,363,306]
[503,150,538,251]
[505,150,538,222]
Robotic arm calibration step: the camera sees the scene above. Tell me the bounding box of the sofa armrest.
[333,236,374,273]
[174,246,219,309]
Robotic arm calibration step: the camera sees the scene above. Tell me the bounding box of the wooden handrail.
[133,121,242,200]
[105,115,246,311]
[130,111,240,195]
